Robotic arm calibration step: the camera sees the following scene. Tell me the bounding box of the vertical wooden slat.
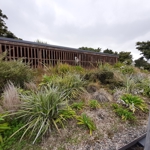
[16,46,19,58]
[0,44,2,54]
[20,46,22,57]
[38,49,42,68]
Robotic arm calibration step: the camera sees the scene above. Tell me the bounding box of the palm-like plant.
[9,86,68,144]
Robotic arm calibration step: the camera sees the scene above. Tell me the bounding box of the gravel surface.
[62,125,147,150]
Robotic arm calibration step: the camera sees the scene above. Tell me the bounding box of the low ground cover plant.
[121,94,148,112]
[88,99,101,110]
[112,104,136,121]
[76,113,96,135]
[71,101,85,110]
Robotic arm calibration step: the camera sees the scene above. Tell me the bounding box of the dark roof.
[0,37,118,57]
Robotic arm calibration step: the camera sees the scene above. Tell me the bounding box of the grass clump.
[9,86,68,144]
[40,73,86,100]
[71,101,85,110]
[88,99,100,110]
[76,113,96,135]
[112,104,136,121]
[121,94,148,112]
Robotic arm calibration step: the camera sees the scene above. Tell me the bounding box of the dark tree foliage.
[118,51,133,65]
[0,9,19,39]
[136,41,150,60]
[134,57,150,71]
[103,49,118,55]
[79,47,101,52]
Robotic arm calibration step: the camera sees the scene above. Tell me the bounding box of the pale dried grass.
[2,81,20,111]
[24,82,37,91]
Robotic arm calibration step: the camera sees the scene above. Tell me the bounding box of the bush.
[0,60,34,93]
[96,71,114,84]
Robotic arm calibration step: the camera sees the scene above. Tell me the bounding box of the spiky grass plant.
[40,73,86,100]
[2,81,20,111]
[76,113,96,135]
[71,101,85,110]
[122,74,136,93]
[121,94,148,112]
[9,86,68,144]
[88,99,100,110]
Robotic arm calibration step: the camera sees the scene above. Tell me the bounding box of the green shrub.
[1,119,25,150]
[0,60,34,92]
[9,86,68,144]
[0,114,10,143]
[120,65,134,74]
[76,113,96,135]
[121,94,148,112]
[96,71,114,84]
[84,72,97,82]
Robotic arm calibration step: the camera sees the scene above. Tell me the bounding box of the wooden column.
[0,44,2,54]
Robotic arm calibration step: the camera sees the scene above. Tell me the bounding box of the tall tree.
[134,57,150,70]
[79,47,101,52]
[103,49,118,55]
[136,41,150,61]
[118,51,133,65]
[0,9,19,39]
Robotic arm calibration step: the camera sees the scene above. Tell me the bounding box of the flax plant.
[9,86,68,144]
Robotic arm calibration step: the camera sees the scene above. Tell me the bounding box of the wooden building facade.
[0,37,118,68]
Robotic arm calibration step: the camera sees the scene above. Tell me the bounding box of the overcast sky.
[1,0,150,60]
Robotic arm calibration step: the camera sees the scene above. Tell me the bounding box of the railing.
[0,37,118,68]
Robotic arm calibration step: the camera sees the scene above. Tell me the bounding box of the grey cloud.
[1,0,150,59]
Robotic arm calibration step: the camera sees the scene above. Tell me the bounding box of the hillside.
[0,61,150,150]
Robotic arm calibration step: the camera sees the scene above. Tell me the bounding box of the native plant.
[112,104,136,121]
[88,99,100,110]
[1,81,20,111]
[0,114,10,143]
[76,113,96,135]
[122,75,136,93]
[0,57,34,92]
[40,73,86,99]
[71,101,85,110]
[9,86,68,144]
[56,107,77,127]
[121,94,148,112]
